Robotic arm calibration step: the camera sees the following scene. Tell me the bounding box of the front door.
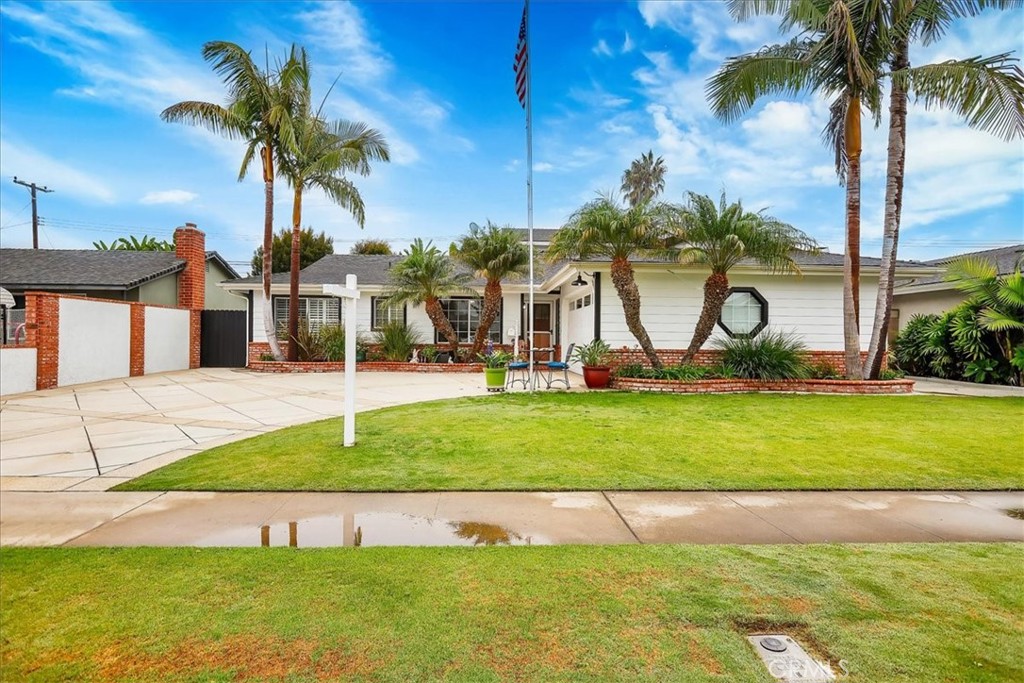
[531,302,552,359]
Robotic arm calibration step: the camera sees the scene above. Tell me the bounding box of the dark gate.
[201,310,247,367]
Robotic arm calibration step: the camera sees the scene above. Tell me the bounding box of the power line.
[12,177,53,249]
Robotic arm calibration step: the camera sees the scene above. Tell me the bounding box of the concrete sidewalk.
[2,490,1020,548]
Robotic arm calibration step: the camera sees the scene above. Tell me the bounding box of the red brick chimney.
[174,222,206,310]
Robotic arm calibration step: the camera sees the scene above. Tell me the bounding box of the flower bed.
[248,360,484,374]
[610,376,914,395]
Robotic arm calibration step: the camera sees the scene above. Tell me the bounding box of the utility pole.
[13,177,54,249]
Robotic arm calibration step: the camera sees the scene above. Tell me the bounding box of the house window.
[372,297,405,330]
[273,296,340,332]
[437,298,501,343]
[718,287,768,338]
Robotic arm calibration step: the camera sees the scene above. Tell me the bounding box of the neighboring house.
[221,238,939,366]
[892,244,1023,332]
[0,229,244,314]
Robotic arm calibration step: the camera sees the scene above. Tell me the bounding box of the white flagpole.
[525,0,535,391]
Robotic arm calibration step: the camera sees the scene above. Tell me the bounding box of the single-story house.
[892,244,1023,331]
[0,239,243,313]
[221,231,940,368]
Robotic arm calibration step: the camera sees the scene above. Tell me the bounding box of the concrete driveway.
[0,368,506,491]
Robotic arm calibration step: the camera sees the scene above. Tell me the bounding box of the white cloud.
[622,32,635,54]
[534,162,555,172]
[0,138,116,203]
[293,1,393,85]
[592,39,613,57]
[140,190,198,205]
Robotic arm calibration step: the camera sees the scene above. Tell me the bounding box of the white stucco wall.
[0,347,37,395]
[892,289,966,331]
[58,298,130,386]
[591,269,880,352]
[144,307,191,374]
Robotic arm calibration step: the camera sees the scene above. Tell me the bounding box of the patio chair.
[538,343,574,389]
[506,360,530,389]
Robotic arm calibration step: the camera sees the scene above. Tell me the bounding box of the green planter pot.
[484,367,508,392]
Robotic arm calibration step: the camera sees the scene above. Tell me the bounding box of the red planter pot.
[582,366,611,389]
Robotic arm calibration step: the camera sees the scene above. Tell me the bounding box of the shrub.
[892,314,937,376]
[717,330,810,380]
[807,359,841,380]
[571,339,612,367]
[319,325,346,362]
[613,363,709,381]
[419,346,438,363]
[374,321,422,361]
[293,319,325,361]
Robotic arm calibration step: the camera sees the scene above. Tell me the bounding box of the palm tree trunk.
[471,279,501,358]
[865,38,909,379]
[261,145,284,361]
[425,297,460,357]
[287,184,303,362]
[842,95,863,379]
[682,272,730,363]
[610,257,662,369]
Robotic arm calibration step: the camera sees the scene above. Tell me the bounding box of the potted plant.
[572,339,613,389]
[420,345,438,363]
[478,344,514,392]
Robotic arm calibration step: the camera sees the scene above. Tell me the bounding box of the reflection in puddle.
[252,512,539,548]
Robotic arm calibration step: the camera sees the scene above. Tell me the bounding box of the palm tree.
[708,0,887,378]
[547,195,676,369]
[162,41,306,361]
[621,151,667,207]
[385,239,470,357]
[450,222,531,358]
[674,192,819,362]
[862,0,1024,378]
[277,55,390,361]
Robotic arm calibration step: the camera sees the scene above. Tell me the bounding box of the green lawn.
[119,393,1024,492]
[1,544,1020,682]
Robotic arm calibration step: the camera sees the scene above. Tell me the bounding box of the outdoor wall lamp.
[571,271,595,286]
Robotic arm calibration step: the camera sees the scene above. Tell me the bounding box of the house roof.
[224,253,562,289]
[0,249,239,290]
[896,243,1023,290]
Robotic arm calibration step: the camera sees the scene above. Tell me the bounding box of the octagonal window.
[718,287,768,338]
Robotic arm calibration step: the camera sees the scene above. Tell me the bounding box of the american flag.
[513,2,528,108]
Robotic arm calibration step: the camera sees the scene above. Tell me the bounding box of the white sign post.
[323,274,361,447]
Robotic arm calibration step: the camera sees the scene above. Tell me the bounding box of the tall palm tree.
[708,0,887,378]
[863,0,1024,377]
[277,55,390,361]
[674,192,819,362]
[450,222,530,358]
[162,41,306,361]
[547,195,676,369]
[621,150,667,207]
[385,239,470,357]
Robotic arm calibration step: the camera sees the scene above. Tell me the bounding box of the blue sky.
[1,0,1021,273]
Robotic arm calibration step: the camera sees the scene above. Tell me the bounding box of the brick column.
[174,223,205,369]
[129,303,146,376]
[25,292,59,390]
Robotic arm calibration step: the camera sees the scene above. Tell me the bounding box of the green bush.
[374,321,422,361]
[716,330,810,380]
[893,309,1015,384]
[807,359,842,380]
[613,363,710,381]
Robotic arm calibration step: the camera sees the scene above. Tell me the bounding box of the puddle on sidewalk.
[200,512,546,548]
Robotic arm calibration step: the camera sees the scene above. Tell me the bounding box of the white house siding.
[891,289,965,331]
[58,298,130,386]
[591,269,880,352]
[0,347,37,395]
[144,307,190,374]
[562,284,596,367]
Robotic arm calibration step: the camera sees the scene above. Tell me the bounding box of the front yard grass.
[1,544,1020,682]
[118,393,1024,492]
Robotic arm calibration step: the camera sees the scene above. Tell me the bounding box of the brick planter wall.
[249,359,485,373]
[607,348,872,374]
[610,377,914,395]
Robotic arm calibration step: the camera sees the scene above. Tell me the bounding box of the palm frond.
[899,54,1024,140]
[707,41,817,123]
